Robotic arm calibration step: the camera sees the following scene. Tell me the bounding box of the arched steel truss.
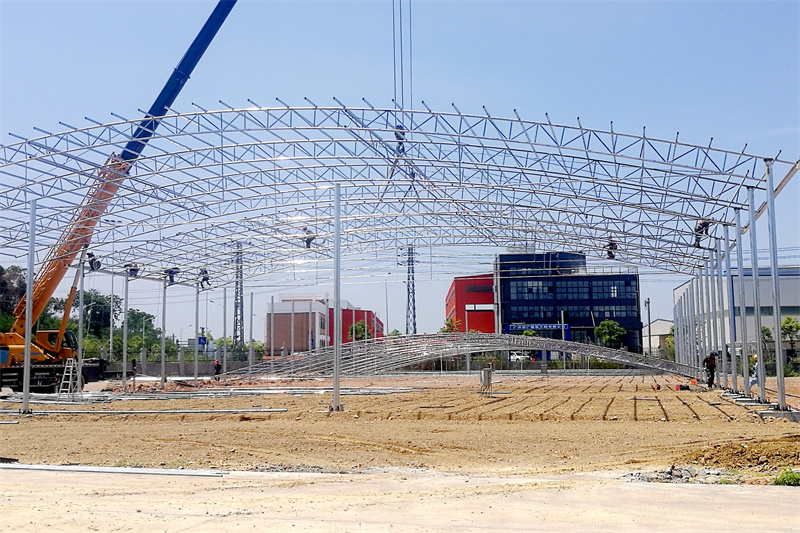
[0,103,794,284]
[226,332,694,377]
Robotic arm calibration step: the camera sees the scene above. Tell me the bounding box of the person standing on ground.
[748,354,759,394]
[702,352,716,387]
[213,360,222,381]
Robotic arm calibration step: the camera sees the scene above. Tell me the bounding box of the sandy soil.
[2,374,798,481]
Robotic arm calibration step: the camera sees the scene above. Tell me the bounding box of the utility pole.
[398,247,417,334]
[232,241,244,359]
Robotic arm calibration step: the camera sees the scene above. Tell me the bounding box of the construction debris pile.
[624,465,731,484]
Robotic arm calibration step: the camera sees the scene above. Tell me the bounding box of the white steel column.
[332,183,342,411]
[690,280,700,376]
[715,245,728,389]
[270,295,275,373]
[194,282,200,383]
[290,299,295,376]
[109,267,114,362]
[78,256,85,376]
[748,187,766,402]
[683,292,691,368]
[704,262,714,361]
[723,225,737,393]
[249,291,254,367]
[309,300,314,352]
[764,159,786,409]
[122,270,129,391]
[735,209,749,391]
[223,287,228,374]
[676,297,683,366]
[695,276,706,378]
[707,260,720,386]
[21,199,36,414]
[160,280,167,387]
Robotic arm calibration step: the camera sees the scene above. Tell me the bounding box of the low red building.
[266,295,384,357]
[329,306,384,344]
[445,274,495,333]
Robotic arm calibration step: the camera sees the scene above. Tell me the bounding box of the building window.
[510,280,553,300]
[555,280,589,299]
[592,279,636,299]
[466,285,493,293]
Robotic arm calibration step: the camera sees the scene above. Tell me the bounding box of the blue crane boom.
[121,0,237,162]
[5,0,238,365]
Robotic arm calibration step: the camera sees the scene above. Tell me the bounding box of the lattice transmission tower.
[398,246,417,334]
[232,241,245,357]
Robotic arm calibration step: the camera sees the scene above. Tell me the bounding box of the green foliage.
[388,329,401,337]
[0,313,14,332]
[73,289,122,339]
[348,320,372,341]
[522,329,538,337]
[774,470,800,486]
[661,325,675,358]
[594,320,626,348]
[761,326,774,342]
[440,317,462,333]
[0,265,26,316]
[781,316,800,340]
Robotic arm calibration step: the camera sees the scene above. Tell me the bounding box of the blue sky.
[1,1,798,339]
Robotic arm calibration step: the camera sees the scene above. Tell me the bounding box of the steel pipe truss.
[0,104,793,285]
[226,332,694,377]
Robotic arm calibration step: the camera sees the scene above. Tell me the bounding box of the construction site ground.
[2,374,799,532]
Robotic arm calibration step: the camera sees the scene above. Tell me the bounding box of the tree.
[522,329,539,337]
[663,326,675,359]
[0,265,26,316]
[440,317,462,333]
[348,320,371,341]
[0,265,26,332]
[595,320,626,349]
[388,329,401,336]
[68,289,122,339]
[781,316,800,358]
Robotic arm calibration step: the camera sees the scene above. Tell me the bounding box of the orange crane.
[0,1,236,391]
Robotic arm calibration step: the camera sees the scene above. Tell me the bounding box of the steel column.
[723,225,737,393]
[291,299,295,376]
[695,276,705,379]
[764,159,786,409]
[748,187,766,402]
[160,280,167,387]
[707,259,719,367]
[690,280,700,376]
[270,294,274,373]
[249,291,254,367]
[332,183,342,411]
[223,287,228,374]
[674,299,681,365]
[715,244,728,389]
[21,199,35,414]
[78,257,84,376]
[194,282,200,383]
[735,209,749,391]
[122,270,129,391]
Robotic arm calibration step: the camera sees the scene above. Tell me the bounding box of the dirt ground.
[2,374,798,482]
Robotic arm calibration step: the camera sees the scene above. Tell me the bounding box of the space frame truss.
[0,103,793,286]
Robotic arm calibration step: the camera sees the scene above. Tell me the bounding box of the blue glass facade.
[494,252,643,352]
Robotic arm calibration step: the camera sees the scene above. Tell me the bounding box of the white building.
[673,265,800,358]
[642,318,673,356]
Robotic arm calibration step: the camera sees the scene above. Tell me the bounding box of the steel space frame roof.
[0,102,794,287]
